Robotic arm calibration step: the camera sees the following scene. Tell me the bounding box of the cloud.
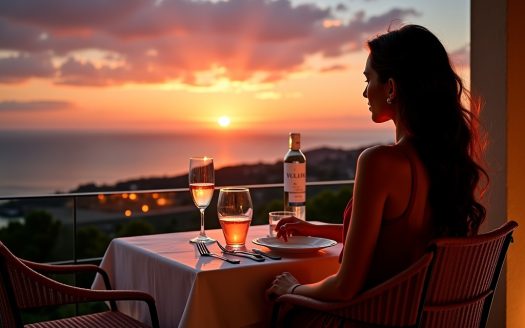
[0,18,44,52]
[449,43,469,68]
[335,3,348,12]
[0,53,55,83]
[0,0,420,86]
[0,0,147,32]
[320,64,349,73]
[56,57,134,86]
[360,8,420,32]
[0,100,75,111]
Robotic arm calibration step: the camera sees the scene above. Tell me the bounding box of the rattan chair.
[0,241,159,328]
[272,252,434,327]
[421,220,518,328]
[271,220,518,328]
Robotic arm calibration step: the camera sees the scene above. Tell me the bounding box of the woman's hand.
[275,216,315,241]
[266,272,300,300]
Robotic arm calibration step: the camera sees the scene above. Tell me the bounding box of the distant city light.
[142,205,150,213]
[124,209,132,217]
[129,193,137,200]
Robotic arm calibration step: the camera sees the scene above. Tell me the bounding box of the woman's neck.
[393,112,409,143]
[395,124,408,143]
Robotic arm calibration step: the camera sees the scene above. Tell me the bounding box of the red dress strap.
[339,198,353,262]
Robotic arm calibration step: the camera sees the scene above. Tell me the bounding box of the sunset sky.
[0,0,470,134]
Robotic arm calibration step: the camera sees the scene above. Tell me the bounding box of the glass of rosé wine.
[217,188,253,249]
[189,157,215,243]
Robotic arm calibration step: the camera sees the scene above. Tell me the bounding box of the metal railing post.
[73,195,79,315]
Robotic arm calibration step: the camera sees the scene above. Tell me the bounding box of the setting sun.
[218,116,231,128]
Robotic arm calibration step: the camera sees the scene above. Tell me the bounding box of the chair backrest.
[339,251,435,327]
[421,220,518,328]
[0,241,91,328]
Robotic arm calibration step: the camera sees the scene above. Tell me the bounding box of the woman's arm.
[276,219,343,242]
[269,146,395,301]
[309,223,343,242]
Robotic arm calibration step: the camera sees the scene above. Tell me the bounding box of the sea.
[0,129,394,197]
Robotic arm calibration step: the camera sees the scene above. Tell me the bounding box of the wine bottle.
[283,132,306,220]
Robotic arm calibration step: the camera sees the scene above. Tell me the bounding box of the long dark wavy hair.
[367,25,488,236]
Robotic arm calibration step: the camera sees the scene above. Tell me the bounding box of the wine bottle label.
[284,163,306,192]
[288,192,305,204]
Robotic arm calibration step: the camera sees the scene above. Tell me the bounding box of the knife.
[216,241,265,262]
[252,248,282,260]
[223,250,265,262]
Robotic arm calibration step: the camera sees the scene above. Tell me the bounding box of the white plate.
[252,236,337,254]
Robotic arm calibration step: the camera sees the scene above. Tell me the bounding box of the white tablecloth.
[92,224,341,328]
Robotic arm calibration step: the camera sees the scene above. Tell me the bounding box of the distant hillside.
[0,146,373,219]
[71,146,370,193]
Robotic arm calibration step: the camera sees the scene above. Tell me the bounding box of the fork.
[216,241,265,262]
[196,242,240,264]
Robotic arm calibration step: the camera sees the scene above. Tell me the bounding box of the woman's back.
[366,142,434,287]
[343,140,435,288]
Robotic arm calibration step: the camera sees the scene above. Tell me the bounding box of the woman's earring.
[386,98,392,104]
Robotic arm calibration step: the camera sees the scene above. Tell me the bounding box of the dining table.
[92,223,342,328]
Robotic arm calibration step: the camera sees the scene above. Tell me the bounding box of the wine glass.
[189,157,215,243]
[217,188,253,249]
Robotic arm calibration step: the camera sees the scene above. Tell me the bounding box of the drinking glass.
[189,157,215,243]
[217,188,253,249]
[268,211,294,237]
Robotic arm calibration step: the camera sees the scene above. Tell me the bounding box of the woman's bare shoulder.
[356,144,412,189]
[358,144,408,167]
[355,144,413,207]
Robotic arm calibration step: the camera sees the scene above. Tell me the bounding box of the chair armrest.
[26,282,159,328]
[22,260,114,290]
[22,260,106,276]
[21,259,117,311]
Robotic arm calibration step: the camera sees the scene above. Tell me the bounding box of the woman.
[267,24,487,310]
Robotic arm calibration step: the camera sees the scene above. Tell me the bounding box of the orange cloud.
[320,64,348,73]
[0,1,420,87]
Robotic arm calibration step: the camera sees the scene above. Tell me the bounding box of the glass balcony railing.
[0,180,354,265]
